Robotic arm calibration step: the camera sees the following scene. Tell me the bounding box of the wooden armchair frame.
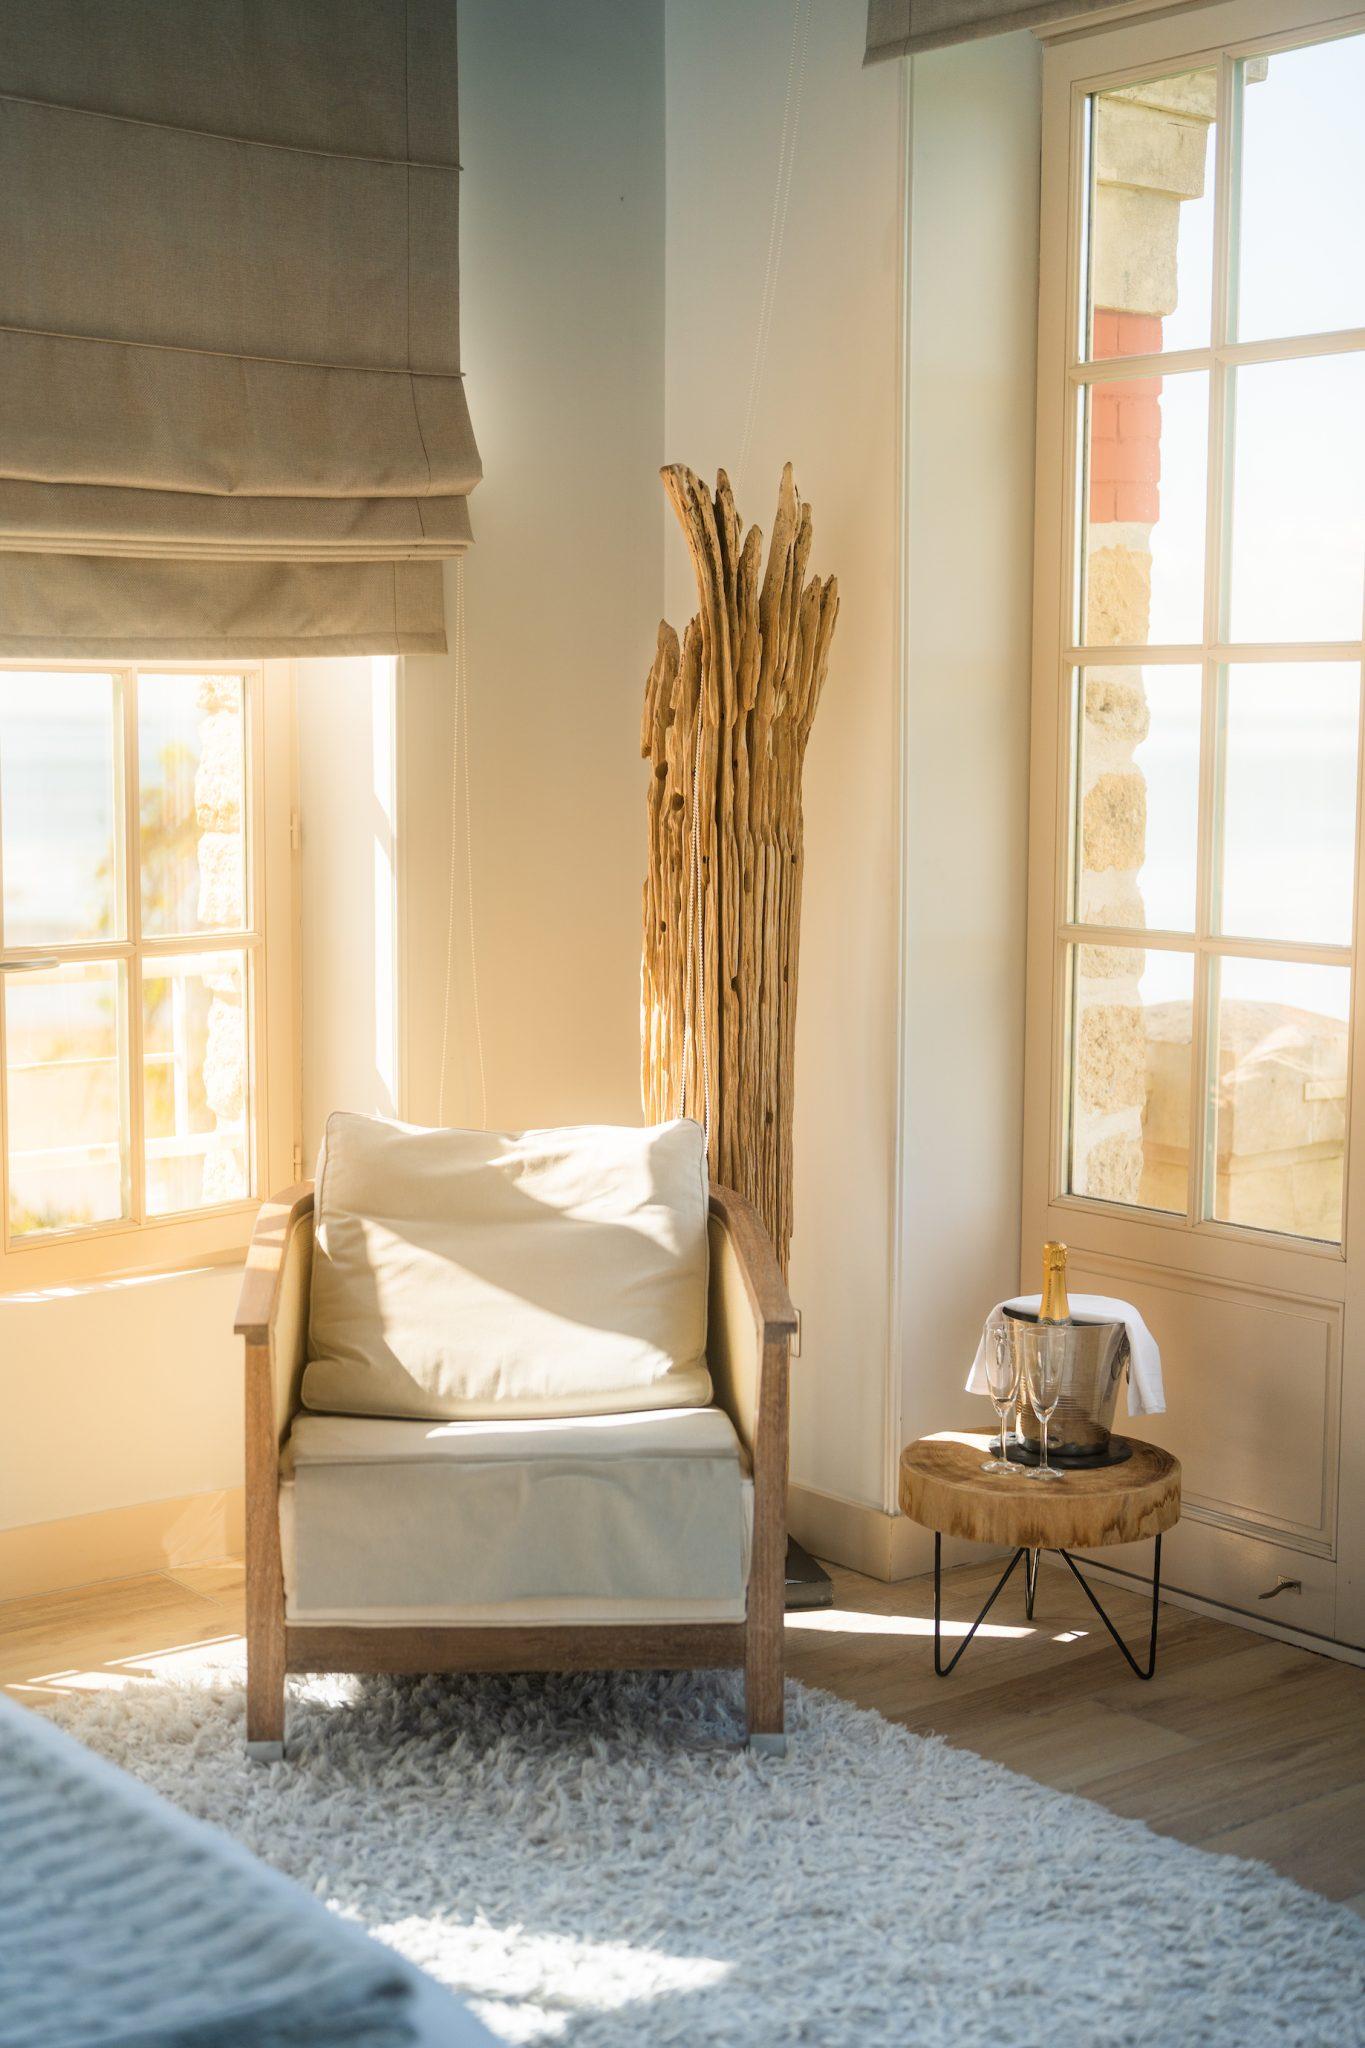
[234,1181,797,1760]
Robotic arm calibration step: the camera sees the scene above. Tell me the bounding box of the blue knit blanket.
[0,1697,488,2047]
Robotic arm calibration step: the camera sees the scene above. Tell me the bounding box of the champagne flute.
[1025,1326,1066,1482]
[981,1318,1019,1474]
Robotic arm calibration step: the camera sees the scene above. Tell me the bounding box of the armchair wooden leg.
[246,1615,286,1762]
[744,1586,786,1757]
[245,1541,287,1763]
[744,1617,786,1755]
[246,1605,286,1762]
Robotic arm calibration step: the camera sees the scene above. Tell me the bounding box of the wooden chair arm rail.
[708,1182,798,1341]
[234,1183,315,1344]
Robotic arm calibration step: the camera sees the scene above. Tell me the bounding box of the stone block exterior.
[1072,73,1215,1208]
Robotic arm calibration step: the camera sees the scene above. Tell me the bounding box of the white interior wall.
[896,34,1041,1466]
[296,657,402,1159]
[415,0,667,1134]
[664,0,905,1512]
[0,1266,242,1533]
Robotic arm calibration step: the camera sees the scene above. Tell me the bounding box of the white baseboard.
[0,1488,245,1602]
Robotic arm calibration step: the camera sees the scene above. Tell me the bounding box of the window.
[0,661,296,1286]
[1048,21,1364,1248]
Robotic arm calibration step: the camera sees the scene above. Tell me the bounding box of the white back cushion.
[302,1113,712,1420]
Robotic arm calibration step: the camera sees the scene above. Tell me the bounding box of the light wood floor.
[3,1554,1363,1909]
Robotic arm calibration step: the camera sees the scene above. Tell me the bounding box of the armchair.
[235,1171,797,1760]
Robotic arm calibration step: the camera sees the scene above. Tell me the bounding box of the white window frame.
[1025,0,1365,1271]
[0,657,298,1291]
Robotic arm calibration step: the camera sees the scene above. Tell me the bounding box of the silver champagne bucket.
[1004,1307,1129,1460]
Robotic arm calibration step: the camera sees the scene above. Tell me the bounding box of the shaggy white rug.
[43,1663,1365,2048]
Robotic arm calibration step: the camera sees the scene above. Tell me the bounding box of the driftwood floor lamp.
[641,463,837,1275]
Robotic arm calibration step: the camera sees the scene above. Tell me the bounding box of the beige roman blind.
[865,0,1183,60]
[0,0,479,657]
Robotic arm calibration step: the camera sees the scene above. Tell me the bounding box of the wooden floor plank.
[1081,1728,1365,1841]
[0,1572,238,1699]
[888,1697,1198,1795]
[162,1562,247,1608]
[1201,1782,1365,1901]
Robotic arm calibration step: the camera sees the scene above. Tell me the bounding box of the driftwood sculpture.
[641,463,838,1272]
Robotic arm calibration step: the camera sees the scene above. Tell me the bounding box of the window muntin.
[0,663,271,1267]
[1058,27,1364,1247]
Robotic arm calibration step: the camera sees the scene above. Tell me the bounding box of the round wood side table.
[899,1432,1181,1680]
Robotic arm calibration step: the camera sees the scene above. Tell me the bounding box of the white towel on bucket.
[967,1293,1165,1417]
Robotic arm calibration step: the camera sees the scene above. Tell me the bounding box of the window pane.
[1075,666,1200,931]
[1235,36,1365,343]
[1210,958,1349,1242]
[1086,70,1217,360]
[1081,371,1207,646]
[142,951,249,1215]
[140,674,246,937]
[1218,664,1360,946]
[1068,943,1193,1214]
[6,961,126,1237]
[1226,354,1365,644]
[0,673,119,947]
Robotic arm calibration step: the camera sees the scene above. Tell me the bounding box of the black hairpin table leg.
[932,1534,1163,1679]
[934,1535,1028,1677]
[1058,1536,1163,1680]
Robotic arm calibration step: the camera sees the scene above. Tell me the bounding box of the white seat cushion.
[280,1406,752,1625]
[302,1112,713,1421]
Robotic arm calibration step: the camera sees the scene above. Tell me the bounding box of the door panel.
[1067,1255,1340,1553]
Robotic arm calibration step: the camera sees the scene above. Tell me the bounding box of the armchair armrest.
[235,1183,315,1443]
[707,1185,798,1341]
[706,1183,796,1461]
[235,1183,315,1343]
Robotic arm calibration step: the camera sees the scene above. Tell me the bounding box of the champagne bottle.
[1039,1240,1071,1324]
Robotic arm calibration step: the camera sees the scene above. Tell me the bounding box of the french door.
[1025,0,1365,1649]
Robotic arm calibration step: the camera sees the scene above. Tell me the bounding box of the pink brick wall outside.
[1089,309,1163,524]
